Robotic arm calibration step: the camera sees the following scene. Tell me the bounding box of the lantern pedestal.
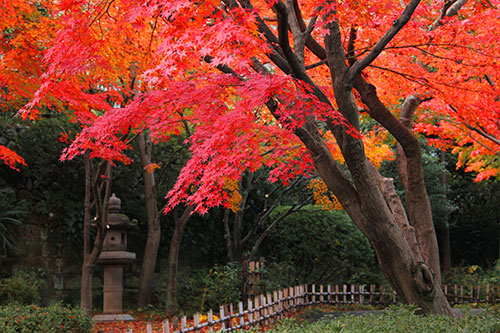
[92,194,136,322]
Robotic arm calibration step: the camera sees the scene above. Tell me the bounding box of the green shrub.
[174,263,242,314]
[267,305,500,332]
[262,206,380,287]
[0,268,45,305]
[0,303,92,332]
[0,188,26,255]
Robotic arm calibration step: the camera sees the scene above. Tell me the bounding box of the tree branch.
[347,0,421,83]
[431,0,468,29]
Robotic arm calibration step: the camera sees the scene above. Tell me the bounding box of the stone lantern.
[93,194,136,322]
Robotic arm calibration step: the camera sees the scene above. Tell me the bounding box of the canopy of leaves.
[2,0,499,211]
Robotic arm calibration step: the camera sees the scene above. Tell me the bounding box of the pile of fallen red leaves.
[92,305,365,332]
[93,312,165,332]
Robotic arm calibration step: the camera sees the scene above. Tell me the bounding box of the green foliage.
[267,305,500,332]
[0,302,91,332]
[262,206,380,286]
[0,268,46,305]
[13,117,85,245]
[174,263,242,314]
[444,260,500,286]
[0,188,26,255]
[446,153,500,267]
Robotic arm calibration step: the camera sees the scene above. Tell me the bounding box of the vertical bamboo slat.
[219,305,225,331]
[159,283,497,333]
[228,304,234,329]
[208,309,213,333]
[181,316,187,330]
[248,299,253,325]
[162,320,170,333]
[343,284,347,304]
[193,312,199,333]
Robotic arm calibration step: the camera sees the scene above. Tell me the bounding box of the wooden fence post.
[335,284,339,304]
[278,289,283,319]
[172,316,178,331]
[262,294,267,325]
[162,320,170,333]
[208,309,214,333]
[312,284,316,304]
[320,285,324,303]
[181,316,187,330]
[229,303,234,329]
[238,301,244,328]
[273,290,279,319]
[219,305,226,331]
[255,294,261,325]
[248,298,253,326]
[327,285,332,304]
[193,312,200,333]
[285,287,290,309]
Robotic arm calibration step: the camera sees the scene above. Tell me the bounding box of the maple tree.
[5,0,500,316]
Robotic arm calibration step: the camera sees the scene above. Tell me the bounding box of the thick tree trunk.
[314,21,454,315]
[231,0,453,315]
[396,96,442,282]
[165,206,193,316]
[137,133,161,307]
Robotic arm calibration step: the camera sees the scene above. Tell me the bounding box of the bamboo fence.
[138,283,500,332]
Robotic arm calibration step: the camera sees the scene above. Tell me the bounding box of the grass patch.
[268,305,500,332]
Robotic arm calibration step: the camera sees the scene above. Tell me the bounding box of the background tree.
[223,171,312,263]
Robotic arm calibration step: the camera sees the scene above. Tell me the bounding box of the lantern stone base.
[93,314,135,322]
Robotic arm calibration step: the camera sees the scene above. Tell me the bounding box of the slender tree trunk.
[137,133,161,307]
[165,205,193,316]
[223,210,234,262]
[81,154,94,314]
[440,150,452,274]
[80,157,112,315]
